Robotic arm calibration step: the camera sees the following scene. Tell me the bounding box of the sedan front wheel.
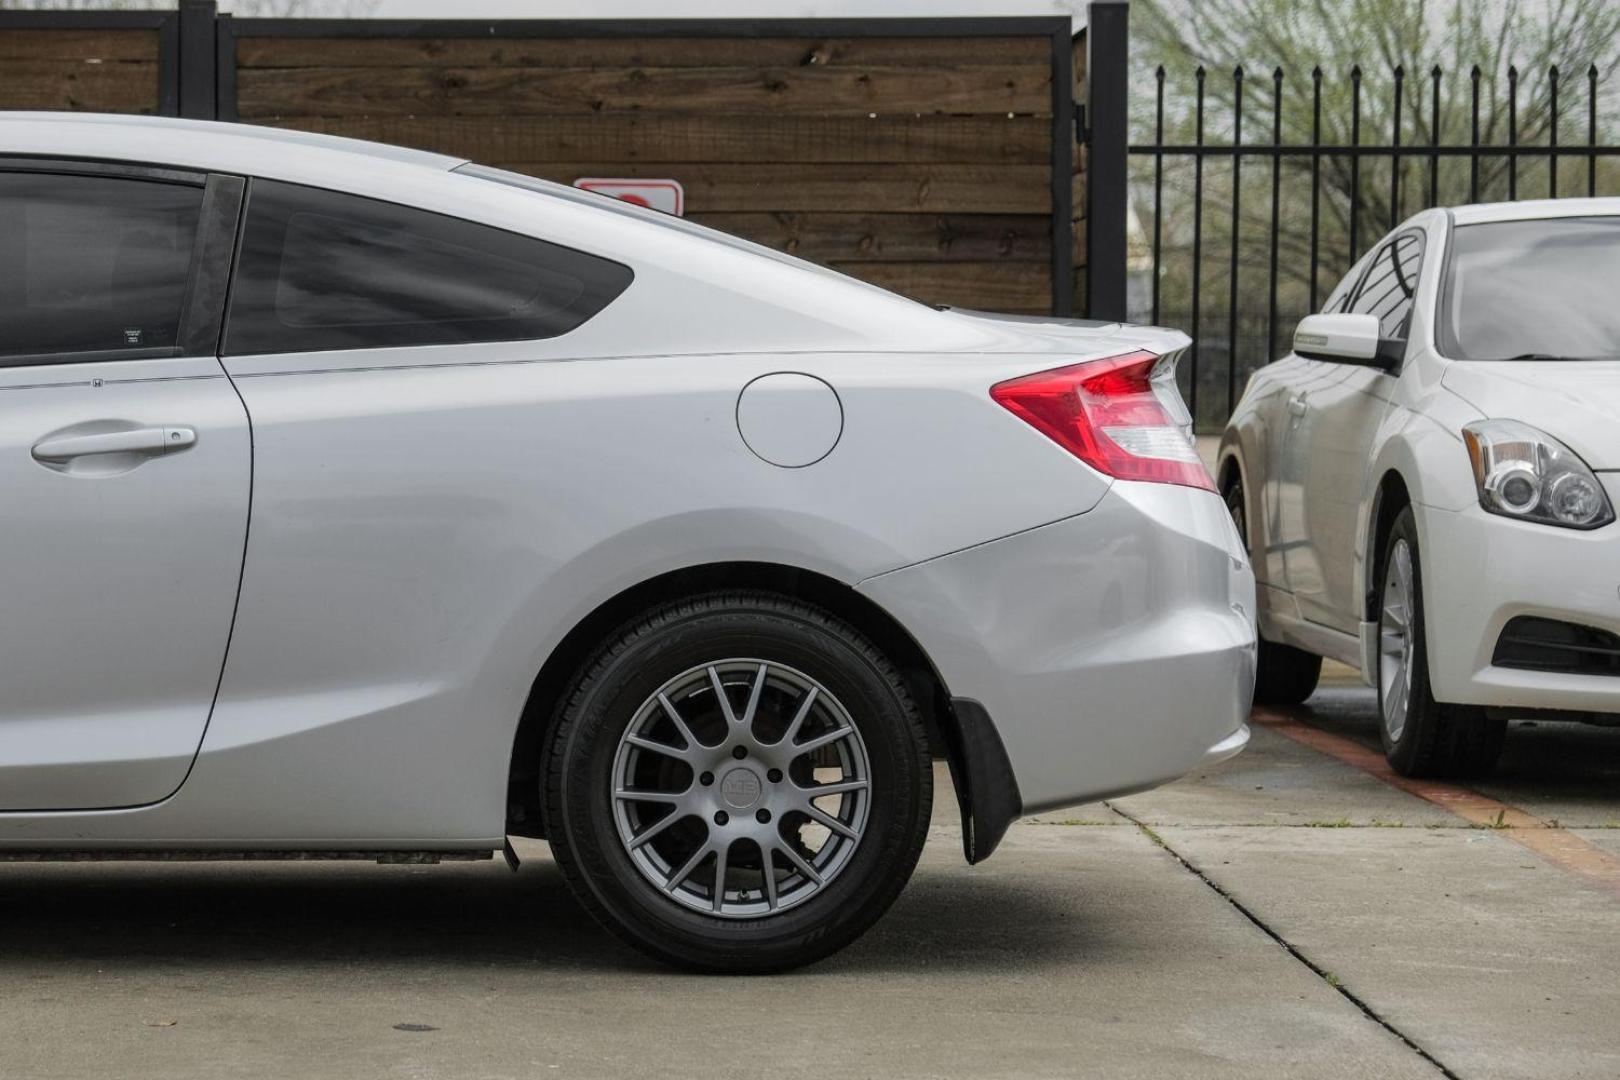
[1377,507,1506,777]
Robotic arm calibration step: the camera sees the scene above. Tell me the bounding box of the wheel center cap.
[719,767,762,809]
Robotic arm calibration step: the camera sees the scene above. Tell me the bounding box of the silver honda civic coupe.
[0,114,1254,972]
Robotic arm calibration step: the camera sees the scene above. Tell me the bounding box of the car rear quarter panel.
[0,346,1112,846]
[1220,361,1296,636]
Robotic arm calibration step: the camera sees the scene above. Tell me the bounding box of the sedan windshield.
[1439,215,1620,361]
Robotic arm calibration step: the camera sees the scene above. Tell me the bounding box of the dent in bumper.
[860,480,1256,814]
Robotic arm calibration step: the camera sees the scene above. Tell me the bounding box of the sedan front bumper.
[1418,484,1620,716]
[858,480,1256,815]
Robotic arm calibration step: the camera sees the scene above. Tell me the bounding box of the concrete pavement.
[0,680,1616,1079]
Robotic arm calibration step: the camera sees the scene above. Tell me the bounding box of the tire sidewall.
[1227,471,1323,706]
[1222,470,1250,554]
[551,599,929,970]
[1379,508,1432,766]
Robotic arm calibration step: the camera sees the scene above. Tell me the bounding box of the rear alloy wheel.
[1377,507,1506,777]
[545,592,931,973]
[611,659,871,918]
[1223,470,1322,705]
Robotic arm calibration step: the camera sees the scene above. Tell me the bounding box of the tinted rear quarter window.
[224,180,632,356]
[1348,232,1425,339]
[0,171,202,359]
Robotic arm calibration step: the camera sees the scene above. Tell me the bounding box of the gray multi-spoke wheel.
[611,659,872,918]
[544,592,931,973]
[1378,537,1415,744]
[1377,507,1505,777]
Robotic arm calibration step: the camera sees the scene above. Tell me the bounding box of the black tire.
[1223,468,1323,706]
[543,591,932,974]
[1376,507,1506,777]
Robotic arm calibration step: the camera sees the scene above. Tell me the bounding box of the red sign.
[573,178,685,216]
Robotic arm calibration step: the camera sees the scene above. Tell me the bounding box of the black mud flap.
[939,697,1023,864]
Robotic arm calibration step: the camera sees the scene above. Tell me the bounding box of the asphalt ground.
[1,670,1616,1079]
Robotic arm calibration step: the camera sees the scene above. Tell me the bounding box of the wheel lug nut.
[767,768,783,783]
[756,809,772,824]
[699,771,714,786]
[731,746,747,760]
[714,811,729,826]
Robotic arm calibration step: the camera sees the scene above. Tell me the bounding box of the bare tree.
[1124,0,1620,423]
[1137,0,1620,222]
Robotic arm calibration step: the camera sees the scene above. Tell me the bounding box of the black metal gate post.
[178,0,217,120]
[1084,0,1129,321]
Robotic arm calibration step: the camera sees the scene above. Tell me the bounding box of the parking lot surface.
[2,675,1617,1080]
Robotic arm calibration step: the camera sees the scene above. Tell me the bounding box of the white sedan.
[0,114,1254,972]
[1222,198,1620,777]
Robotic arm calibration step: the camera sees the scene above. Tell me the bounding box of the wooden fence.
[0,12,176,116]
[1,5,1097,317]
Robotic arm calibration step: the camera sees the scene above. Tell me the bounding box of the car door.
[1267,357,1353,613]
[1261,257,1367,616]
[0,162,250,810]
[1287,230,1423,633]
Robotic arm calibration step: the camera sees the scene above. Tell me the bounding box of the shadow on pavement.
[1295,684,1620,817]
[0,858,1096,976]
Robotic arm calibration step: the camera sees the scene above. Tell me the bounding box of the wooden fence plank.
[503,162,1050,213]
[260,114,1052,165]
[689,212,1051,262]
[236,64,1051,118]
[834,260,1051,310]
[0,28,158,61]
[0,59,159,112]
[235,35,1049,70]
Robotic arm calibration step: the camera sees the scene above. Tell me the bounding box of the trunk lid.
[935,307,1192,360]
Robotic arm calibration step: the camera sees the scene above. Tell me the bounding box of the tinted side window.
[1322,257,1366,315]
[0,172,202,359]
[224,181,633,356]
[1348,232,1425,338]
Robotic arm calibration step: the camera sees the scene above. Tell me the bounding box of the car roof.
[1448,196,1620,226]
[8,113,1124,356]
[0,112,465,175]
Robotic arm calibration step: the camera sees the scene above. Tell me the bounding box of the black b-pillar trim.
[176,173,246,358]
[940,698,1023,864]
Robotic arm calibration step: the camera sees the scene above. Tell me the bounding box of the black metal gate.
[1106,15,1620,430]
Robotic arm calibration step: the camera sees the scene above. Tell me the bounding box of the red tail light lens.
[990,350,1214,491]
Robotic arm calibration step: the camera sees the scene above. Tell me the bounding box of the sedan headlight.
[1462,419,1614,529]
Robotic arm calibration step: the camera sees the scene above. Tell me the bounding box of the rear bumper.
[858,480,1256,814]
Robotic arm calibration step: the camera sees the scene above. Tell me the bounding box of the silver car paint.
[0,115,1253,848]
[860,480,1255,813]
[0,356,249,810]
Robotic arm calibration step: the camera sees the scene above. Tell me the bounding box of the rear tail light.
[990,350,1213,491]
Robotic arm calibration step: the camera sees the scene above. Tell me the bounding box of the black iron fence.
[1130,61,1620,431]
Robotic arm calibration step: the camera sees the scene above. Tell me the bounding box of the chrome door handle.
[1287,395,1309,417]
[31,426,195,462]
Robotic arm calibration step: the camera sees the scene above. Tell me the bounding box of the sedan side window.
[223,180,634,356]
[0,171,204,362]
[1347,232,1426,340]
[1321,262,1364,315]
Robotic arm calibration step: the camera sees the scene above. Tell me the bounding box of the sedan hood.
[1442,360,1620,469]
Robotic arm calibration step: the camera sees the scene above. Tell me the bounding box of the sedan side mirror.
[1293,313,1403,373]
